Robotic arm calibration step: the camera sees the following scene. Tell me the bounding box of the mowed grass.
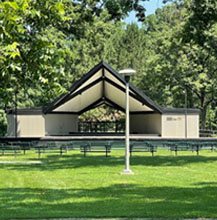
[0,148,217,219]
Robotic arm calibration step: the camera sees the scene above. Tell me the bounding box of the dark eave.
[130,111,160,115]
[162,108,200,115]
[6,108,43,115]
[5,108,79,115]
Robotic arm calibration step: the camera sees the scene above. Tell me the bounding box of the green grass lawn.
[0,148,217,219]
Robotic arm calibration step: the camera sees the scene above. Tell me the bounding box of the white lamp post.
[184,87,188,138]
[14,89,18,138]
[119,68,136,174]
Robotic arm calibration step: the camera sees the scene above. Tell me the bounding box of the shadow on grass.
[0,182,217,219]
[1,152,217,171]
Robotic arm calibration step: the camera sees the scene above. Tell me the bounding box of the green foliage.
[183,0,217,46]
[1,0,217,131]
[103,1,217,129]
[71,10,118,77]
[0,110,7,136]
[0,0,150,132]
[80,105,124,122]
[0,0,74,108]
[104,0,146,21]
[178,0,217,128]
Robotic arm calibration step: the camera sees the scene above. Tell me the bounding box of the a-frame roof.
[44,61,162,114]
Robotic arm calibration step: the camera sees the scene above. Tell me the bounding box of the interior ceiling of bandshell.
[53,68,154,113]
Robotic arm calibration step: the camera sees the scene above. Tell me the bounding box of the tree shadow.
[193,181,217,186]
[0,182,217,219]
[1,152,217,171]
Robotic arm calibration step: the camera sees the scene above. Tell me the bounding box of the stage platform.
[41,134,160,141]
[0,134,217,142]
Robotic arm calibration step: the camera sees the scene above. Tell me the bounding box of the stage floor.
[38,134,216,142]
[42,134,160,141]
[1,134,216,142]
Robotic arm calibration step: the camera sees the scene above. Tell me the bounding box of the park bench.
[130,142,157,156]
[18,142,31,154]
[0,142,21,157]
[200,142,217,151]
[34,142,69,158]
[169,142,200,155]
[55,141,74,153]
[80,141,111,157]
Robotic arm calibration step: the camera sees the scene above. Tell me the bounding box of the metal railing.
[78,121,125,133]
[199,129,217,137]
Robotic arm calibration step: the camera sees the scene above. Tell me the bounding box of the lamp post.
[119,68,136,174]
[14,90,18,138]
[184,87,187,138]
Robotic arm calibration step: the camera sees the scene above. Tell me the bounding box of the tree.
[104,23,146,68]
[179,0,217,128]
[182,0,217,46]
[0,0,148,135]
[139,1,217,129]
[0,0,76,107]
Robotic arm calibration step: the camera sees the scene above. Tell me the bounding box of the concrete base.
[121,169,134,175]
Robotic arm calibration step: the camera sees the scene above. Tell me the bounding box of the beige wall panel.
[187,115,199,138]
[45,114,78,135]
[54,83,102,112]
[104,69,126,89]
[16,115,45,137]
[130,114,161,134]
[161,114,199,138]
[105,82,153,112]
[74,69,102,93]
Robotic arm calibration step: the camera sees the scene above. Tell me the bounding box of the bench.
[169,142,200,155]
[34,142,69,158]
[80,142,111,157]
[0,143,21,157]
[130,142,157,156]
[54,141,74,152]
[18,142,31,155]
[200,142,217,151]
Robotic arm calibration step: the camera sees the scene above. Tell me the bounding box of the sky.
[124,0,166,25]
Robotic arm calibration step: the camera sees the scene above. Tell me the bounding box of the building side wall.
[9,115,45,137]
[161,114,199,138]
[7,113,78,137]
[186,115,200,138]
[44,114,78,136]
[130,114,162,135]
[6,112,199,138]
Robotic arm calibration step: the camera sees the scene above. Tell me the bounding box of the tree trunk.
[200,92,207,129]
[200,106,207,129]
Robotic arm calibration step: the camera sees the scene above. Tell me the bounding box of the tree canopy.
[0,0,217,135]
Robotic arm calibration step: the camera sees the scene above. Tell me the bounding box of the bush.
[0,109,7,136]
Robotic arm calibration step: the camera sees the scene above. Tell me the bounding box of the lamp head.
[119,68,136,82]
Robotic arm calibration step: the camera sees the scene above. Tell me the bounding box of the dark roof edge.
[129,83,163,113]
[6,108,43,115]
[43,60,163,114]
[6,108,80,115]
[162,108,200,114]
